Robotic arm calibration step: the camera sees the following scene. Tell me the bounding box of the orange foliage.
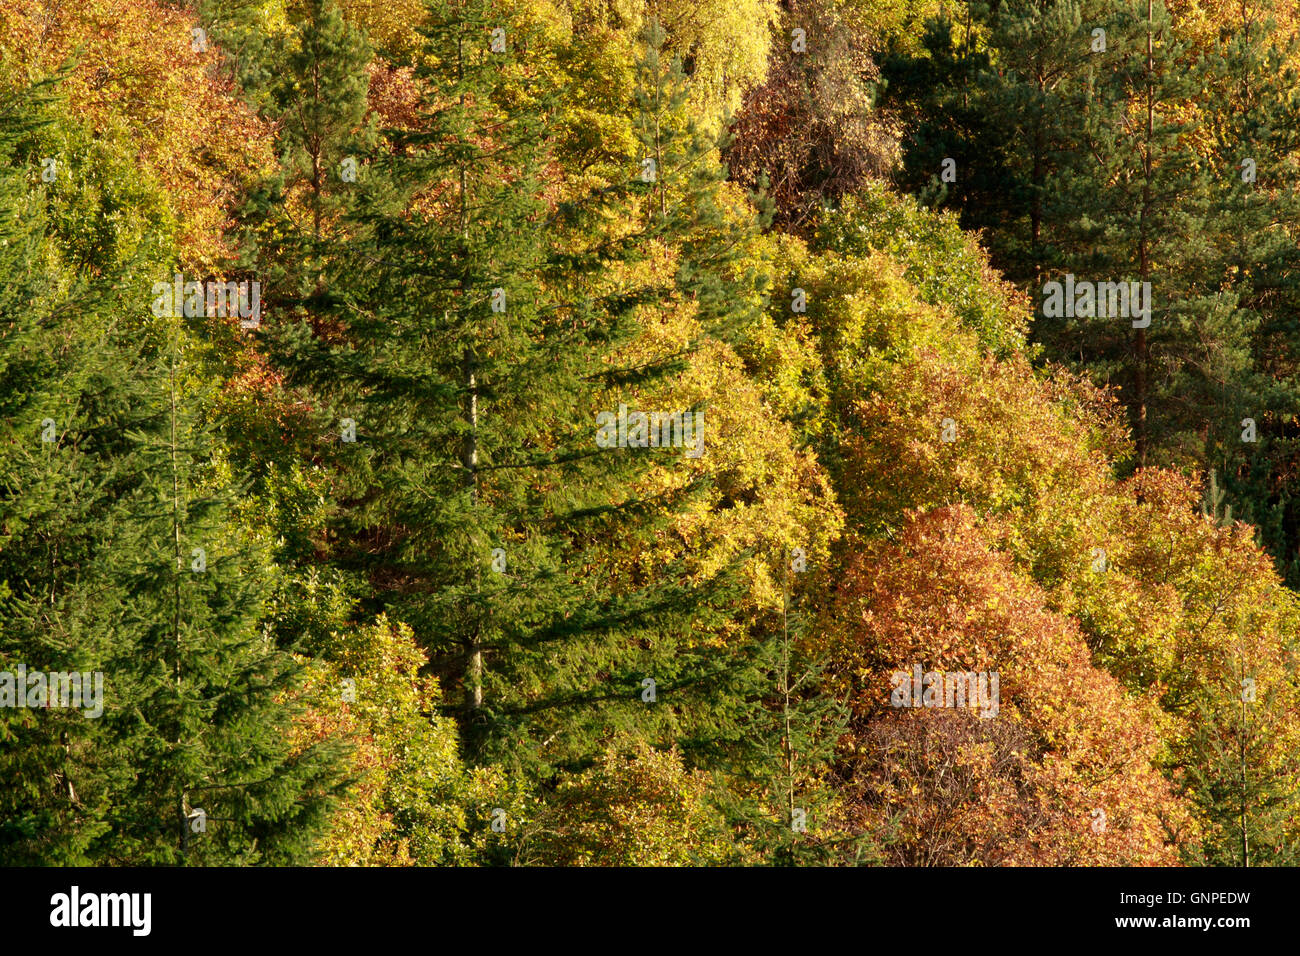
[828,506,1195,865]
[0,0,275,267]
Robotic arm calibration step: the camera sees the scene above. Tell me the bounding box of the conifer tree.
[196,0,283,112]
[219,0,377,662]
[248,0,375,308]
[972,0,1094,286]
[1045,0,1244,467]
[723,552,871,865]
[94,312,346,864]
[1199,1,1300,584]
[892,1,1284,478]
[1,81,346,862]
[1180,660,1300,866]
[0,77,125,863]
[1,303,347,863]
[883,11,998,224]
[272,2,769,780]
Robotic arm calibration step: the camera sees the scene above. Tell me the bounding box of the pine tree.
[971,0,1096,286]
[239,0,375,314]
[97,311,347,864]
[0,76,128,864]
[196,0,283,113]
[1201,468,1234,528]
[1180,657,1300,866]
[1,294,348,863]
[1045,0,1246,467]
[1199,1,1300,586]
[883,9,1000,225]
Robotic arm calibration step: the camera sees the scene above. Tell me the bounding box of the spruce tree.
[98,310,346,864]
[0,77,126,863]
[240,0,375,313]
[1,293,348,863]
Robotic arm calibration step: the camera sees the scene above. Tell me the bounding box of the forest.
[1,0,1298,867]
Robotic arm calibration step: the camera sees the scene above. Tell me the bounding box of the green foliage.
[814,182,1029,357]
[306,615,503,865]
[522,740,744,865]
[722,561,875,864]
[263,0,772,793]
[8,0,1300,870]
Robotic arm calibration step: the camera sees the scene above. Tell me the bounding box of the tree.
[0,76,125,864]
[94,314,346,864]
[520,740,743,865]
[722,551,872,864]
[271,3,770,783]
[240,0,375,310]
[780,202,1300,861]
[1181,672,1300,866]
[1038,0,1232,465]
[726,0,896,231]
[298,615,503,865]
[828,507,1191,865]
[0,79,345,862]
[1200,0,1300,587]
[972,0,1094,286]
